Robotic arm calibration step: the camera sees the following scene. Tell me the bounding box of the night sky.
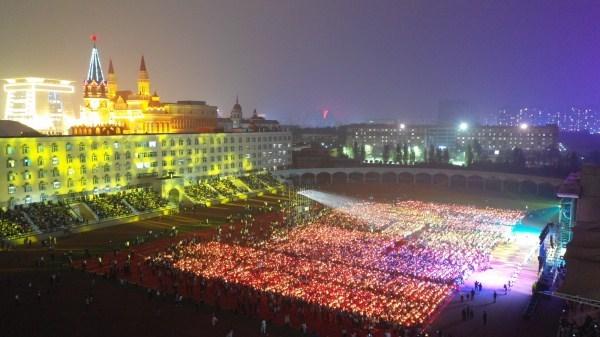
[1,0,600,125]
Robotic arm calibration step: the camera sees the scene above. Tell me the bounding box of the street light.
[519,123,529,130]
[458,122,469,131]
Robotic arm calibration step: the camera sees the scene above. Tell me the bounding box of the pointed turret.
[85,35,106,86]
[140,55,147,72]
[107,58,118,99]
[82,35,110,123]
[137,55,150,96]
[231,96,242,129]
[83,35,107,98]
[108,58,114,74]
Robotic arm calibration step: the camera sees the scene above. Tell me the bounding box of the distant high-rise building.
[3,77,75,134]
[497,106,546,127]
[437,99,471,126]
[553,107,599,133]
[495,106,599,133]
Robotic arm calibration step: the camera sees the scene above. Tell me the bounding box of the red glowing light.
[322,109,329,119]
[90,34,97,42]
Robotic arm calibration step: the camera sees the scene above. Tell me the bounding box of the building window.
[92,176,99,185]
[79,143,85,151]
[125,151,131,159]
[125,172,132,181]
[80,178,87,186]
[67,167,74,175]
[22,144,29,154]
[51,143,58,152]
[67,178,73,188]
[79,154,86,163]
[51,156,59,166]
[37,144,44,153]
[5,145,14,155]
[92,154,98,162]
[24,183,32,192]
[8,184,16,194]
[104,153,110,161]
[37,157,44,166]
[39,182,46,191]
[23,170,31,180]
[104,164,110,172]
[52,168,59,177]
[23,157,31,167]
[66,143,72,151]
[39,169,45,178]
[67,154,73,163]
[53,180,60,189]
[7,171,15,181]
[80,166,87,175]
[104,175,110,184]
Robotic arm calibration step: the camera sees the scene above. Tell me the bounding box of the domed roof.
[232,96,242,112]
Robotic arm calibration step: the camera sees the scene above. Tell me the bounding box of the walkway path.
[430,232,561,337]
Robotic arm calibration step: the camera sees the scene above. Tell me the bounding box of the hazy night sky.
[1,0,600,125]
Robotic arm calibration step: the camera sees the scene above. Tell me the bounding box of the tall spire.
[137,55,150,96]
[139,55,147,72]
[86,35,105,84]
[108,58,114,74]
[107,58,118,99]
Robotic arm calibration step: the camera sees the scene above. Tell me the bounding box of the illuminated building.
[219,98,282,132]
[497,106,600,134]
[3,77,75,134]
[0,37,292,208]
[344,122,557,164]
[77,38,217,134]
[0,129,291,207]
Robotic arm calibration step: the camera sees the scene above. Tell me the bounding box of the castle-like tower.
[81,35,110,124]
[107,59,118,99]
[231,96,242,129]
[137,56,151,97]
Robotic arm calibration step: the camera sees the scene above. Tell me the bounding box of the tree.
[435,147,443,163]
[394,143,402,163]
[409,147,416,164]
[567,151,581,172]
[473,140,483,162]
[428,144,435,164]
[382,144,391,164]
[511,147,526,169]
[403,144,409,164]
[360,143,366,162]
[465,144,474,167]
[442,148,450,163]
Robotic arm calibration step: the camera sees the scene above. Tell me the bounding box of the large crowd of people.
[84,194,133,219]
[122,189,169,212]
[185,174,284,203]
[184,183,221,203]
[143,199,524,332]
[25,201,83,231]
[0,208,30,238]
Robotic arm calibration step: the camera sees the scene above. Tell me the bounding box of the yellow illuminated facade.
[0,131,291,207]
[77,41,217,134]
